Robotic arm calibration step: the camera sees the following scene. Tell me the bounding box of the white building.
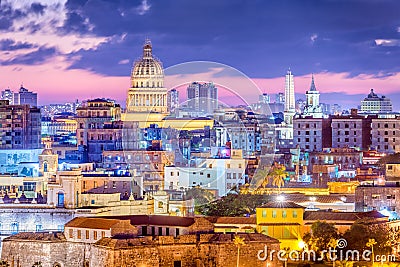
[187,82,218,116]
[284,69,296,125]
[360,89,392,113]
[164,150,246,197]
[303,74,323,118]
[13,86,37,107]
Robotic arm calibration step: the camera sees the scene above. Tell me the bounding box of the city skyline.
[0,0,400,109]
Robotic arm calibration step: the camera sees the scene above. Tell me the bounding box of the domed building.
[126,39,168,113]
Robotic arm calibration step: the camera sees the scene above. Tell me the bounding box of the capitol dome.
[126,39,168,113]
[130,39,164,89]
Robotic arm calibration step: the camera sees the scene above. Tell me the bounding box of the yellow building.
[121,112,214,130]
[256,201,305,250]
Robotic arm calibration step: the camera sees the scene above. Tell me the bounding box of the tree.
[343,219,392,255]
[32,262,42,267]
[185,187,216,214]
[270,163,287,192]
[234,235,245,267]
[303,221,339,253]
[0,260,9,267]
[199,193,271,217]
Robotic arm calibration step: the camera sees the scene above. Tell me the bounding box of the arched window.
[43,162,48,172]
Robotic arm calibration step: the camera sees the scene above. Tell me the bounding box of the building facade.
[0,100,41,149]
[360,89,392,113]
[331,110,372,150]
[13,86,37,107]
[126,39,168,113]
[371,115,400,153]
[76,99,123,163]
[293,117,332,152]
[303,75,323,118]
[284,69,296,125]
[187,82,218,116]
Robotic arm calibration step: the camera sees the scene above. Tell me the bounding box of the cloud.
[310,34,318,44]
[118,59,130,64]
[30,2,47,15]
[0,0,111,62]
[375,39,400,46]
[136,0,151,15]
[0,39,36,50]
[1,46,57,65]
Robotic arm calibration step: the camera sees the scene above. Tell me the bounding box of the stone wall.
[1,233,281,267]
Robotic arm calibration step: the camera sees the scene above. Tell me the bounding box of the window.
[94,231,97,240]
[292,211,298,218]
[262,210,267,217]
[282,210,287,218]
[77,230,82,239]
[69,229,74,238]
[86,230,89,239]
[272,210,277,218]
[102,231,105,238]
[207,173,211,178]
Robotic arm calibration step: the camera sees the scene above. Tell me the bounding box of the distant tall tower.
[126,39,168,113]
[187,82,218,115]
[284,69,296,124]
[303,74,323,118]
[167,89,179,112]
[14,86,37,107]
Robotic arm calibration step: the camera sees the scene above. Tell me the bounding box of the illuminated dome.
[130,39,164,88]
[126,39,168,113]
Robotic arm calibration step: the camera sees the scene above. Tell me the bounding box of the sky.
[0,0,399,109]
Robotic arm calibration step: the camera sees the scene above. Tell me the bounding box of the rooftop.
[258,201,306,209]
[65,217,128,230]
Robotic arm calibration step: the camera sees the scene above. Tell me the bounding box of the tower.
[186,82,218,116]
[126,39,168,113]
[284,69,296,124]
[303,74,323,118]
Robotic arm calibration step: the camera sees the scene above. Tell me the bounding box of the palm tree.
[270,163,287,193]
[234,235,245,267]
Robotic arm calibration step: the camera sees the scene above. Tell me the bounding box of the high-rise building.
[331,109,372,150]
[284,69,296,124]
[0,100,41,149]
[360,89,392,113]
[13,86,37,107]
[303,74,323,118]
[187,82,218,116]
[293,117,332,152]
[126,39,168,113]
[1,88,13,104]
[275,92,285,104]
[259,93,270,104]
[76,99,129,163]
[167,89,179,113]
